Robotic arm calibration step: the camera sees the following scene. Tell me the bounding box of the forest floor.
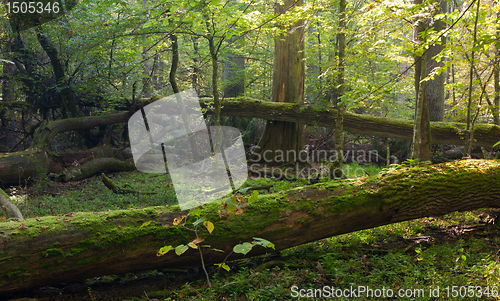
[3,164,500,301]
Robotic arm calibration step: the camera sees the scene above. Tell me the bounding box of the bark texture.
[251,0,305,164]
[1,159,500,294]
[0,188,23,220]
[426,0,447,121]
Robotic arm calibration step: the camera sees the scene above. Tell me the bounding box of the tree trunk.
[251,0,305,165]
[35,28,82,118]
[333,0,346,173]
[1,159,500,294]
[426,0,447,122]
[223,38,245,98]
[169,33,202,160]
[494,7,500,125]
[465,0,481,157]
[412,54,432,161]
[412,0,432,161]
[223,0,245,99]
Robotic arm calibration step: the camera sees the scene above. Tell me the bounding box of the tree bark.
[333,0,346,173]
[412,54,432,161]
[0,187,23,220]
[465,0,481,157]
[494,6,500,125]
[1,159,500,294]
[223,38,245,98]
[412,0,432,161]
[35,28,82,118]
[426,0,447,121]
[251,0,305,164]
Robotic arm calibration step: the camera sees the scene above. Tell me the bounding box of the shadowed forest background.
[1,0,500,300]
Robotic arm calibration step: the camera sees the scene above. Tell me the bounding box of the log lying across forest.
[1,159,500,294]
[200,98,500,148]
[1,97,500,185]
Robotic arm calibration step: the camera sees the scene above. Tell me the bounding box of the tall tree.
[251,0,305,165]
[334,0,347,170]
[494,5,500,125]
[223,38,245,98]
[411,0,432,161]
[35,27,82,118]
[464,0,481,156]
[426,0,447,121]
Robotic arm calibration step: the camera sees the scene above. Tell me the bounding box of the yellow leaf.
[188,242,198,249]
[215,263,231,271]
[173,216,185,226]
[203,221,214,233]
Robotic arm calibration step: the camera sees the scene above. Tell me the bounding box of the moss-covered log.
[0,146,133,186]
[30,113,131,149]
[0,188,23,221]
[200,98,500,148]
[1,159,500,294]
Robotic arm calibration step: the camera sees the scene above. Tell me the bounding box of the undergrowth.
[1,164,499,300]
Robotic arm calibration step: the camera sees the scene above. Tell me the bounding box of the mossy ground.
[1,163,500,300]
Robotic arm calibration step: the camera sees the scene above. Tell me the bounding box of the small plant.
[402,158,432,167]
[156,191,274,289]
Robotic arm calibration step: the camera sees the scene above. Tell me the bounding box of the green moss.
[64,247,87,258]
[295,217,310,224]
[42,248,64,258]
[6,266,25,278]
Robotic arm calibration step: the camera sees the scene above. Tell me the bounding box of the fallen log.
[1,159,500,295]
[0,188,23,221]
[101,173,157,194]
[2,97,500,185]
[200,98,500,148]
[0,145,134,186]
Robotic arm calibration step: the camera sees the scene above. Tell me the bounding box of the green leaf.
[237,187,250,194]
[493,141,500,148]
[191,208,203,217]
[175,245,189,256]
[211,248,224,253]
[193,217,205,226]
[139,221,151,229]
[157,245,172,256]
[233,242,253,255]
[252,237,275,250]
[249,190,259,203]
